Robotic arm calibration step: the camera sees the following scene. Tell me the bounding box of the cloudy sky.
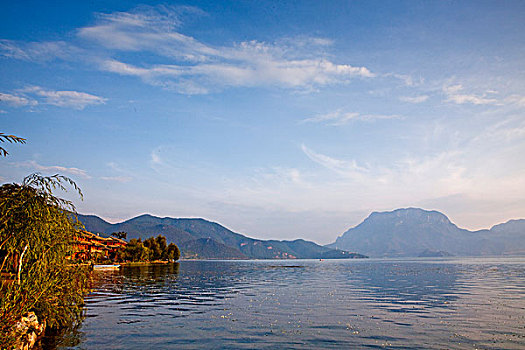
[1,1,524,244]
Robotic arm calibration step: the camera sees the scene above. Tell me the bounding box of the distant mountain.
[487,219,525,255]
[490,219,525,234]
[327,208,525,257]
[182,238,248,259]
[75,214,114,234]
[418,249,453,258]
[77,214,367,260]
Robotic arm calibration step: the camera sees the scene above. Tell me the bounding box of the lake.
[48,258,525,349]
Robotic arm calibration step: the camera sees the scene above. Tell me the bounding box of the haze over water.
[51,258,525,349]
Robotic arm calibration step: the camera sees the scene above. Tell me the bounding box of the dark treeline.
[118,235,180,262]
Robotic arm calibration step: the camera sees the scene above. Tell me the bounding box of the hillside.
[77,214,367,260]
[327,208,525,257]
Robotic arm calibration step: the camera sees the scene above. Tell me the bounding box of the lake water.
[49,258,525,349]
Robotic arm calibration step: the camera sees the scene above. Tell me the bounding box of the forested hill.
[327,208,525,257]
[77,214,367,260]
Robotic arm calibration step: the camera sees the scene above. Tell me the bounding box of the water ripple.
[49,258,525,350]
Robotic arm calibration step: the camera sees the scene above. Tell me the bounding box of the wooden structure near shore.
[71,231,126,261]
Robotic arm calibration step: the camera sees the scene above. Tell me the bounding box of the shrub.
[0,174,90,347]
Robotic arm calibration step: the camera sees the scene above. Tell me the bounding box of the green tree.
[167,243,180,262]
[155,235,167,259]
[0,174,90,347]
[144,235,168,261]
[121,238,150,262]
[143,237,159,260]
[117,235,179,262]
[111,231,127,240]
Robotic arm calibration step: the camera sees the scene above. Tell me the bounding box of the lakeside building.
[72,231,126,261]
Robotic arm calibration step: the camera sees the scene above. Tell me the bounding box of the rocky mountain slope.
[78,214,367,260]
[327,208,525,257]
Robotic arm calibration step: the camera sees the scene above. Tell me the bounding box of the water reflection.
[50,258,525,350]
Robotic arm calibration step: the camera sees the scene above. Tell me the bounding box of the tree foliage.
[0,174,90,347]
[117,235,180,262]
[111,231,127,240]
[0,133,26,157]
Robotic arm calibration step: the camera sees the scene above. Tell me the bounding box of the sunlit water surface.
[49,258,525,349]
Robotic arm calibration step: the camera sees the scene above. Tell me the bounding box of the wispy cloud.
[0,92,37,107]
[101,162,134,183]
[24,86,106,110]
[1,5,375,95]
[443,84,498,105]
[302,109,401,125]
[78,5,212,59]
[472,115,525,143]
[399,95,429,104]
[384,73,424,87]
[505,94,525,107]
[0,39,78,62]
[98,45,374,94]
[17,160,91,179]
[107,162,126,172]
[1,87,106,110]
[441,83,525,109]
[150,151,163,165]
[253,167,306,187]
[100,176,132,183]
[301,144,368,176]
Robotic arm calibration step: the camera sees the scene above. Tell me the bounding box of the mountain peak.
[330,207,524,257]
[363,208,453,227]
[490,219,525,233]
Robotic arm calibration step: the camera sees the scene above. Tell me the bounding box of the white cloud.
[505,94,525,107]
[443,84,498,105]
[301,144,369,177]
[384,73,424,87]
[107,162,126,172]
[439,82,525,109]
[443,84,525,108]
[0,39,76,62]
[21,86,106,110]
[0,92,37,107]
[78,6,374,93]
[255,167,306,187]
[399,95,429,104]
[302,109,401,125]
[150,151,162,165]
[472,115,525,143]
[99,51,373,94]
[17,160,91,179]
[100,176,132,183]
[194,145,474,221]
[1,87,106,110]
[2,6,375,94]
[205,136,524,232]
[79,6,214,59]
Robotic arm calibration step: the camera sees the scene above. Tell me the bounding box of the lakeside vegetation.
[0,174,91,348]
[0,170,181,348]
[117,235,180,263]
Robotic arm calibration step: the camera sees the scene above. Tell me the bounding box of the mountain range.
[78,208,525,259]
[77,214,367,260]
[327,208,525,257]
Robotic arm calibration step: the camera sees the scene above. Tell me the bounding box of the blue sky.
[1,1,525,244]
